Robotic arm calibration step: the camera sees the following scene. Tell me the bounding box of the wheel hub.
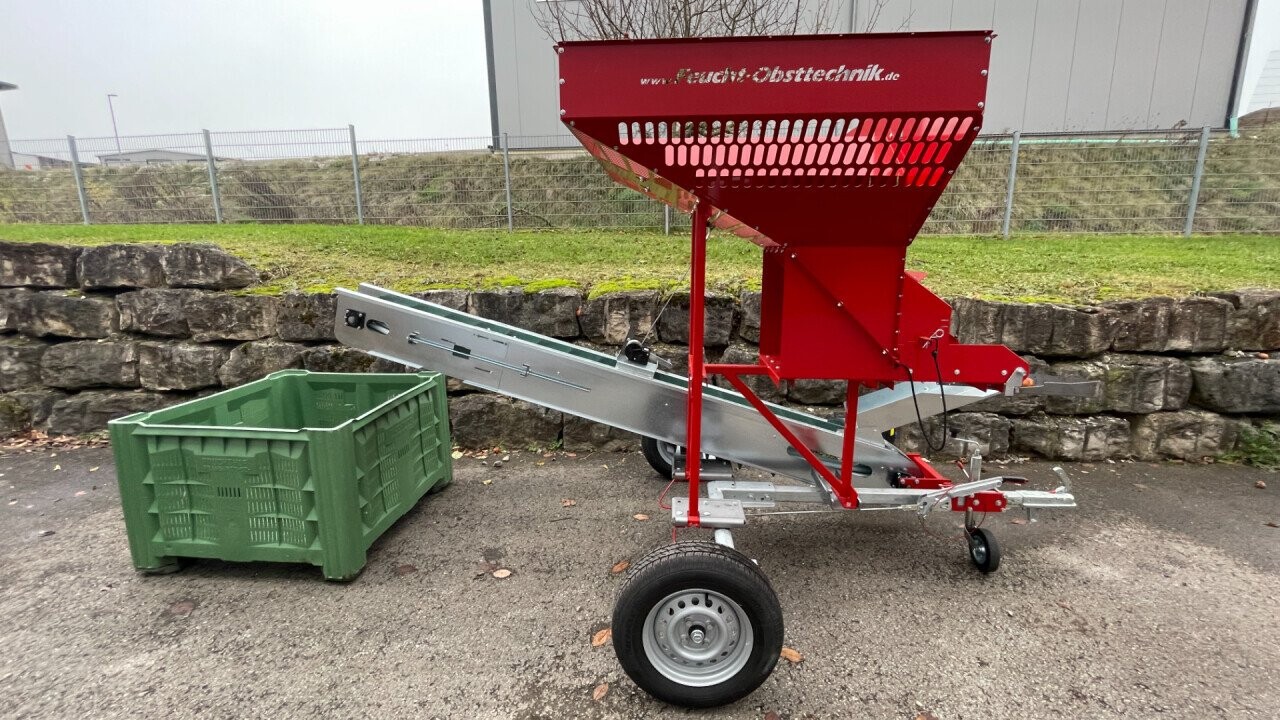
[641,589,755,687]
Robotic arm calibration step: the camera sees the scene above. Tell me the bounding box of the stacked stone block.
[2,241,1277,463]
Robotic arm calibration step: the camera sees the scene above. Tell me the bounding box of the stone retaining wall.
[2,241,1278,461]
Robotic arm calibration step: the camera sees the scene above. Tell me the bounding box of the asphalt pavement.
[1,443,1277,719]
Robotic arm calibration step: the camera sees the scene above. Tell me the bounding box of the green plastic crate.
[109,370,452,580]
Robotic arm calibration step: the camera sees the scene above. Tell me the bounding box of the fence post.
[202,129,223,223]
[1001,130,1021,239]
[664,205,671,235]
[501,133,514,232]
[348,124,365,225]
[67,135,90,225]
[1183,125,1211,237]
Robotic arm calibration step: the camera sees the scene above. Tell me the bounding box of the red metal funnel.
[559,32,1023,388]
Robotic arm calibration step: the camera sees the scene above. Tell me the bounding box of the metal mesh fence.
[0,136,84,223]
[922,135,1011,235]
[358,136,506,228]
[1195,128,1280,234]
[1009,132,1201,234]
[508,134,667,230]
[1,125,1277,235]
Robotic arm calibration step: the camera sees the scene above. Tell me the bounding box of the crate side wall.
[353,375,451,546]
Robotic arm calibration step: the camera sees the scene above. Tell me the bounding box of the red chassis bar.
[683,234,1020,520]
[691,348,1016,520]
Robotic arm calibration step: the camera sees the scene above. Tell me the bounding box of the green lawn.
[2,223,1277,303]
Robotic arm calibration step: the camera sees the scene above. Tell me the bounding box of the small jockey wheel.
[966,527,1001,573]
[612,541,784,708]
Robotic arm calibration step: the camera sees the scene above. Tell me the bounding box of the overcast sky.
[0,0,490,141]
[0,0,1276,142]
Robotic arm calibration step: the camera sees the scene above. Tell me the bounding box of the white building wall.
[487,0,1252,143]
[1247,49,1280,112]
[0,101,12,170]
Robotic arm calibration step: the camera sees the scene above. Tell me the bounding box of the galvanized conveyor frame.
[334,283,1077,529]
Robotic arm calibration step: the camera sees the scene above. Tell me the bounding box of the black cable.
[931,346,950,446]
[907,342,949,454]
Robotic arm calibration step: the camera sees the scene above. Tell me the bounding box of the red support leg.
[719,371,860,509]
[684,201,710,527]
[840,383,859,489]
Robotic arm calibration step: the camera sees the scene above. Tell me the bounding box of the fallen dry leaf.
[492,568,512,579]
[566,452,578,458]
[74,491,86,497]
[536,461,545,466]
[915,713,941,720]
[1265,521,1279,528]
[89,466,99,472]
[451,450,463,460]
[779,647,803,664]
[591,683,609,701]
[561,498,577,507]
[393,564,418,576]
[611,559,630,574]
[591,627,612,647]
[1010,517,1027,525]
[53,465,61,471]
[0,430,109,452]
[764,712,782,720]
[1257,480,1268,490]
[165,599,198,617]
[633,513,650,521]
[482,478,493,485]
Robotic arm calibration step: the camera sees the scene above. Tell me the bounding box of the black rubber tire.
[640,436,678,480]
[967,527,1002,573]
[612,541,784,708]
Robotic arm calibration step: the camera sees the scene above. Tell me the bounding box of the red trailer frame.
[558,32,1029,524]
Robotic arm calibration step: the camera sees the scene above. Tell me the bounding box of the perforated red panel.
[560,32,990,248]
[621,114,971,188]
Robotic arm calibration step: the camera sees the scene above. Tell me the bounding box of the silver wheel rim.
[971,537,988,564]
[641,588,754,687]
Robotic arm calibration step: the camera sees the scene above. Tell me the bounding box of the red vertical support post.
[685,201,710,527]
[838,382,859,509]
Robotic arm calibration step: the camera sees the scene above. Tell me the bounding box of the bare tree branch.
[860,0,891,32]
[531,0,835,42]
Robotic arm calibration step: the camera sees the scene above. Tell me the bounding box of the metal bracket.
[916,477,1004,518]
[672,456,735,482]
[406,332,590,392]
[1002,366,1027,396]
[671,497,746,528]
[1016,375,1101,397]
